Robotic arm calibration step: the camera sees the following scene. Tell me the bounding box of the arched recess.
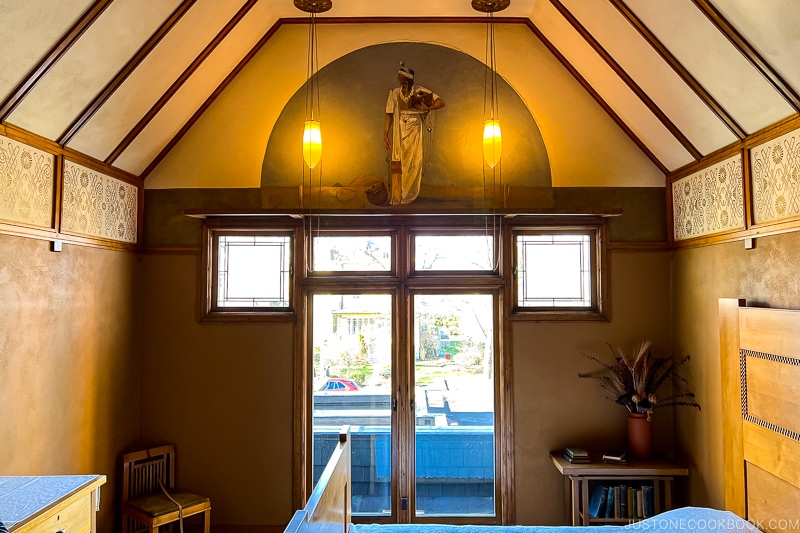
[261,42,550,206]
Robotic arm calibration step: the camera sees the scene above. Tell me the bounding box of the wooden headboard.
[719,299,800,532]
[285,426,351,533]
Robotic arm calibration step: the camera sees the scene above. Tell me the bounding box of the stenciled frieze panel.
[751,128,800,225]
[62,161,137,243]
[672,154,744,241]
[0,135,54,228]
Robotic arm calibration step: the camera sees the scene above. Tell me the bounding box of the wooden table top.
[549,452,689,476]
[0,475,106,530]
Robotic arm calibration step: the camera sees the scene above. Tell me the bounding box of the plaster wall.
[139,185,672,526]
[0,234,140,533]
[139,253,295,525]
[146,23,662,190]
[671,231,800,510]
[514,250,673,524]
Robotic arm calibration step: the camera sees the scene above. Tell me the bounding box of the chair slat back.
[122,444,175,501]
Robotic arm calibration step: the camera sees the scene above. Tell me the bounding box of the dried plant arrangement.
[579,340,701,420]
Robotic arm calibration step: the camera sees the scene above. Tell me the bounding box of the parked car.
[317,378,360,392]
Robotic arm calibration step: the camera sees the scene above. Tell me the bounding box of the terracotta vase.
[627,412,652,459]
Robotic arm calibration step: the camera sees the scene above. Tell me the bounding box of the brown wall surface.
[139,253,295,526]
[138,186,671,527]
[672,231,800,511]
[0,234,140,533]
[138,249,672,527]
[513,250,673,524]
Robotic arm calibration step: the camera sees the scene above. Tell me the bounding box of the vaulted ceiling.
[2,0,799,184]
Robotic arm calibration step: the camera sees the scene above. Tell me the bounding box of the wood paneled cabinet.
[0,475,106,533]
[550,453,688,526]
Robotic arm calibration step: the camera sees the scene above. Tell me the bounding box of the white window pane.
[415,235,495,271]
[227,245,283,298]
[524,244,582,298]
[217,235,291,308]
[313,236,391,271]
[516,234,592,308]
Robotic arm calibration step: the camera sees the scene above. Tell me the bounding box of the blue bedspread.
[352,507,759,533]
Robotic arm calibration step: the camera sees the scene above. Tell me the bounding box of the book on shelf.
[588,485,608,518]
[593,483,654,520]
[637,488,644,518]
[627,486,633,518]
[564,447,589,459]
[642,485,653,518]
[604,486,615,518]
[619,485,628,518]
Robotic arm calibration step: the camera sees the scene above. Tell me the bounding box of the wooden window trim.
[199,220,301,323]
[508,219,609,322]
[407,227,502,277]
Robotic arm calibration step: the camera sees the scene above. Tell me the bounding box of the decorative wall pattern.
[672,154,744,241]
[0,135,54,228]
[62,161,137,243]
[751,129,800,224]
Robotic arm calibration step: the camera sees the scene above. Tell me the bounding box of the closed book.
[636,489,643,518]
[642,485,653,518]
[619,485,628,518]
[614,486,622,518]
[627,486,633,518]
[565,447,589,458]
[563,453,590,463]
[605,486,615,518]
[588,485,608,517]
[602,450,627,462]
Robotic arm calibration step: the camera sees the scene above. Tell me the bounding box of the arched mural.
[262,42,550,208]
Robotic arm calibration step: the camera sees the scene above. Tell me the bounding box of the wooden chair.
[122,444,211,533]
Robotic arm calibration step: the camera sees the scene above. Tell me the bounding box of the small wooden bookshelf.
[549,452,688,526]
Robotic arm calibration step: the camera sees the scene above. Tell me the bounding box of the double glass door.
[310,291,498,521]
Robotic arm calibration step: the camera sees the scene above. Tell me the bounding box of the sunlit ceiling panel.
[68,0,257,160]
[7,0,182,140]
[626,0,795,134]
[532,0,694,170]
[713,0,800,96]
[114,0,277,175]
[0,0,94,102]
[561,0,738,155]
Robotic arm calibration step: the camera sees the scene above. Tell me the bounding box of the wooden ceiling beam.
[0,0,114,123]
[690,0,800,113]
[550,0,701,161]
[105,0,259,166]
[58,0,198,146]
[140,18,284,180]
[523,19,669,175]
[610,0,746,140]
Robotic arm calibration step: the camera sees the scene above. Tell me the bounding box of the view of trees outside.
[308,232,497,516]
[311,292,496,516]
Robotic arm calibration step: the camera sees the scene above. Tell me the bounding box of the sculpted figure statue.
[384,63,445,205]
